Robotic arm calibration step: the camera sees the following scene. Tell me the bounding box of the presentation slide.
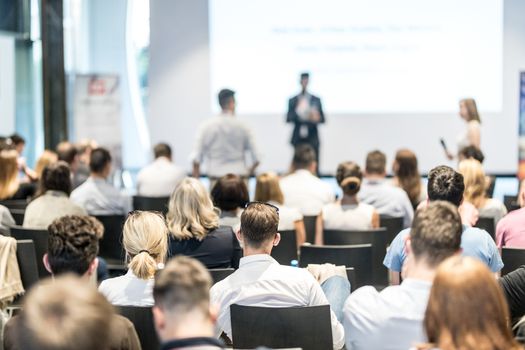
[209,0,503,114]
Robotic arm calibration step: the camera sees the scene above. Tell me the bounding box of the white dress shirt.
[98,269,154,306]
[136,157,186,197]
[191,113,259,178]
[70,177,132,215]
[23,190,87,229]
[210,254,345,349]
[343,279,431,350]
[280,169,335,216]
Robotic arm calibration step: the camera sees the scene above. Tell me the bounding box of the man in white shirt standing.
[210,202,347,349]
[342,201,462,350]
[280,144,334,215]
[192,89,259,182]
[137,143,186,197]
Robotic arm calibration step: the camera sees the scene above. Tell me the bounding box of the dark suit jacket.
[286,93,325,146]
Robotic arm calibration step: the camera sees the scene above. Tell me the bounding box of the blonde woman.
[445,98,481,160]
[99,211,168,306]
[254,172,306,247]
[459,158,507,224]
[34,150,58,179]
[167,178,241,268]
[0,149,35,200]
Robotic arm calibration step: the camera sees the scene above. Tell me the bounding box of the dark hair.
[427,166,465,207]
[394,149,422,208]
[336,161,362,196]
[240,203,279,248]
[9,133,25,146]
[410,201,462,267]
[211,174,249,211]
[459,146,485,163]
[218,89,235,110]
[89,148,111,173]
[39,161,72,196]
[300,72,310,80]
[153,143,172,159]
[292,144,316,169]
[365,150,386,174]
[47,215,103,275]
[56,142,78,165]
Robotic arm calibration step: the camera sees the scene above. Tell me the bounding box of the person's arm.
[294,219,306,247]
[192,161,200,178]
[486,235,504,274]
[383,230,407,285]
[499,266,525,321]
[315,214,324,245]
[286,97,298,124]
[317,96,325,124]
[371,210,380,229]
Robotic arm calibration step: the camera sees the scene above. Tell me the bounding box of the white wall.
[149,0,525,174]
[0,35,15,135]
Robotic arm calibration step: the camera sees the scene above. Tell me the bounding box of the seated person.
[316,162,379,244]
[137,143,186,197]
[0,149,36,201]
[458,145,495,198]
[343,201,462,350]
[391,149,426,210]
[384,165,503,285]
[496,181,525,248]
[34,150,58,180]
[0,205,15,236]
[358,150,414,228]
[99,210,168,306]
[167,178,241,268]
[56,141,82,188]
[211,174,249,233]
[210,202,348,349]
[71,147,132,215]
[23,161,87,229]
[153,256,227,349]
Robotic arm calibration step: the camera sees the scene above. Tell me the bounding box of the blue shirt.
[70,177,132,216]
[383,225,503,272]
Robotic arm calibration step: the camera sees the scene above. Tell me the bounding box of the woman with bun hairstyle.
[99,210,168,306]
[315,161,379,244]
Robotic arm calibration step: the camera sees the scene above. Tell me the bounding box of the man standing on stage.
[287,72,325,170]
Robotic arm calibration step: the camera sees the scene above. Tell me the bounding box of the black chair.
[0,200,28,210]
[16,240,39,291]
[303,215,317,243]
[132,196,170,214]
[9,209,25,226]
[346,267,356,292]
[94,215,126,269]
[379,216,404,246]
[323,228,388,287]
[299,244,373,288]
[501,247,525,276]
[10,226,50,278]
[271,229,298,265]
[475,217,495,241]
[230,304,332,350]
[209,268,235,284]
[118,306,159,350]
[504,195,520,212]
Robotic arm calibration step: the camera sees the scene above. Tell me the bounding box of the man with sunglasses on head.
[210,202,349,349]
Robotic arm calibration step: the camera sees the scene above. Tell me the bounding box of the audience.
[153,256,226,350]
[316,161,379,244]
[9,133,38,182]
[384,165,503,284]
[76,139,97,186]
[280,144,334,216]
[56,141,81,186]
[99,211,168,306]
[343,201,462,350]
[210,202,348,349]
[71,147,132,215]
[499,265,525,325]
[416,256,521,350]
[254,172,306,246]
[458,145,496,198]
[391,149,426,209]
[23,161,87,229]
[211,174,249,233]
[34,150,58,180]
[137,143,185,197]
[0,205,15,235]
[0,149,36,201]
[496,181,525,248]
[358,150,414,228]
[167,178,241,268]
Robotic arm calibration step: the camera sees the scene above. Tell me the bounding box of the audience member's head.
[365,150,386,176]
[153,143,172,160]
[218,88,235,112]
[254,172,284,205]
[77,139,97,164]
[0,149,20,200]
[458,159,486,208]
[393,149,421,207]
[16,275,113,350]
[167,178,219,241]
[44,215,103,277]
[89,147,112,178]
[38,161,73,196]
[420,256,520,350]
[300,72,310,90]
[34,150,58,179]
[459,98,481,123]
[292,143,317,173]
[211,174,249,212]
[124,211,168,280]
[427,165,465,207]
[153,256,215,342]
[9,133,25,155]
[0,136,10,151]
[458,145,484,163]
[56,141,79,172]
[239,202,280,252]
[335,161,363,197]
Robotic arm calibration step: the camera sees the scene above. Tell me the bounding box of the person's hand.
[458,201,479,227]
[445,150,454,161]
[309,109,321,123]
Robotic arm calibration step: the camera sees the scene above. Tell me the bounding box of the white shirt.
[0,205,15,236]
[343,279,432,350]
[191,113,259,178]
[70,177,132,216]
[479,198,508,225]
[23,190,87,229]
[136,157,186,197]
[210,254,345,350]
[280,170,335,216]
[219,210,242,234]
[268,201,303,231]
[98,269,154,306]
[457,120,481,151]
[322,202,375,231]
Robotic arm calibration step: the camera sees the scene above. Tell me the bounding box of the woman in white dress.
[445,98,481,160]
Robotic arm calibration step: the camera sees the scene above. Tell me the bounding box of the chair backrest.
[323,228,388,287]
[379,216,404,246]
[303,215,317,243]
[0,200,28,210]
[208,268,235,284]
[230,304,332,350]
[9,209,25,226]
[118,306,159,350]
[299,244,373,288]
[475,217,495,241]
[10,226,50,278]
[16,240,40,291]
[504,195,520,212]
[94,215,126,263]
[501,247,525,276]
[132,196,170,214]
[271,229,298,265]
[346,267,356,292]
